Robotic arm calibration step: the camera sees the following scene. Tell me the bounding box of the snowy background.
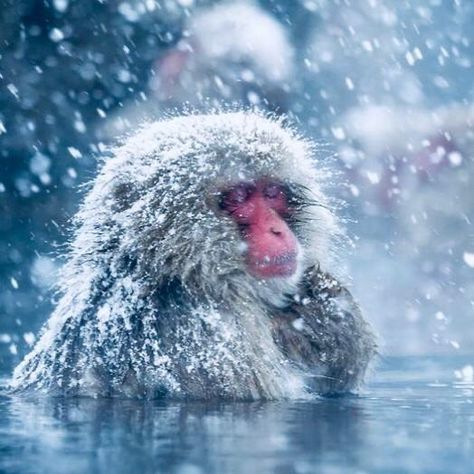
[1,0,473,371]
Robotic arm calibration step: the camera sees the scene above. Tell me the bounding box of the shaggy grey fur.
[12,112,376,399]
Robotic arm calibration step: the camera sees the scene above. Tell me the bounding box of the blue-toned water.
[0,356,473,474]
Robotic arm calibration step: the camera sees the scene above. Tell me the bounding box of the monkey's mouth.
[247,251,298,278]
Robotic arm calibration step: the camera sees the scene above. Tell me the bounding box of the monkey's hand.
[272,266,377,394]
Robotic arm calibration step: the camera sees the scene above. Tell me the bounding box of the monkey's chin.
[247,252,298,279]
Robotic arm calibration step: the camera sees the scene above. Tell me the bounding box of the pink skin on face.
[220,179,299,278]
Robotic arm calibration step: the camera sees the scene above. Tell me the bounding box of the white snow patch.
[362,40,374,52]
[67,147,83,159]
[449,340,460,350]
[455,365,474,384]
[349,184,360,197]
[405,51,415,66]
[448,151,462,166]
[366,171,380,184]
[292,318,304,331]
[31,256,58,290]
[53,0,69,12]
[463,252,474,268]
[49,28,65,42]
[7,84,19,99]
[331,126,346,140]
[23,333,36,346]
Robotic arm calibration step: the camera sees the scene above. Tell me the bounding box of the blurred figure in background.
[342,103,474,354]
[295,0,474,354]
[102,0,296,139]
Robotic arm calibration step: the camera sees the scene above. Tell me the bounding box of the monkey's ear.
[205,186,231,215]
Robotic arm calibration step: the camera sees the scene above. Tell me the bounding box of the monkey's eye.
[219,183,255,211]
[263,181,291,214]
[263,182,285,199]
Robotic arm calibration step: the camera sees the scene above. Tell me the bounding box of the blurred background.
[1,0,473,371]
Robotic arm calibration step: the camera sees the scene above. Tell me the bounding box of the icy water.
[0,356,473,474]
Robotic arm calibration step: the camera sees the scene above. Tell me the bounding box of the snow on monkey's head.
[83,111,341,304]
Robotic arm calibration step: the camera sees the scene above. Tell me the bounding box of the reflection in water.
[0,356,473,474]
[0,395,367,474]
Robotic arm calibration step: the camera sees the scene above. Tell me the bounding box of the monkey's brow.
[285,183,322,208]
[286,184,336,222]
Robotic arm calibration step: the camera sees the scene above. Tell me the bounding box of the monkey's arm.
[272,266,377,394]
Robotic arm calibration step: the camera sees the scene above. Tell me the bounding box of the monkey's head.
[82,112,341,306]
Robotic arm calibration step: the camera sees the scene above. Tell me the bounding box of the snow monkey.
[12,112,376,400]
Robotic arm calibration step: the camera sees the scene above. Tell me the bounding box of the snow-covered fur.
[11,112,376,399]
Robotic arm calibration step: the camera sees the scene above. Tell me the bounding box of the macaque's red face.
[220,179,299,279]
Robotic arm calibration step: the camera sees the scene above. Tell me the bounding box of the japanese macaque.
[151,1,294,108]
[12,112,376,400]
[102,2,295,140]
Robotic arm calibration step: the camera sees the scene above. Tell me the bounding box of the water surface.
[1,356,473,474]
